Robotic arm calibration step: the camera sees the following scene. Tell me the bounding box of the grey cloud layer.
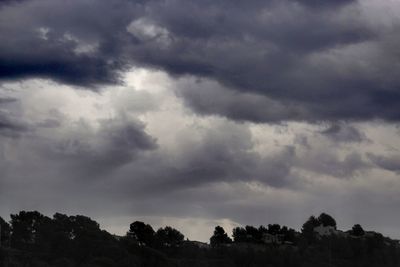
[1,0,400,122]
[1,73,400,239]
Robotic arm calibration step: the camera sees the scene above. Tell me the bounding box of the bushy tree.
[232,225,262,243]
[258,225,268,235]
[302,216,319,233]
[280,226,297,243]
[210,226,232,247]
[318,213,336,228]
[52,213,74,249]
[351,224,365,237]
[268,224,281,235]
[245,225,262,243]
[10,211,51,250]
[0,216,11,247]
[155,226,184,247]
[127,221,155,246]
[232,227,247,243]
[301,216,319,244]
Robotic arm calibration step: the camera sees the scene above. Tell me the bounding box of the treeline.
[1,211,400,267]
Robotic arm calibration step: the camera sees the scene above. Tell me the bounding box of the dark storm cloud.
[0,56,123,87]
[2,0,400,122]
[0,0,142,86]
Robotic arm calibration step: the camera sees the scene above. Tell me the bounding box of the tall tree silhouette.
[10,211,51,250]
[0,216,11,247]
[155,226,184,247]
[351,224,365,236]
[301,216,320,244]
[318,213,337,228]
[127,221,155,246]
[210,226,232,247]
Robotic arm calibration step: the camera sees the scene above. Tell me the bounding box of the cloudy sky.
[1,0,400,242]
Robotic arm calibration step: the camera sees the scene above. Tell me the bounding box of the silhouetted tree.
[301,216,319,244]
[245,225,261,243]
[68,215,124,263]
[302,216,319,233]
[258,225,268,235]
[317,213,336,228]
[0,217,11,247]
[70,215,101,236]
[268,224,281,235]
[47,213,76,258]
[10,211,52,250]
[351,224,365,237]
[155,226,184,247]
[0,216,11,247]
[127,221,155,246]
[280,226,297,243]
[232,227,247,243]
[210,226,232,247]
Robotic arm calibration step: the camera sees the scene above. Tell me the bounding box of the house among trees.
[262,233,284,244]
[313,224,337,236]
[304,213,346,238]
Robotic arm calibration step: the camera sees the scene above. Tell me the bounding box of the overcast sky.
[1,0,400,242]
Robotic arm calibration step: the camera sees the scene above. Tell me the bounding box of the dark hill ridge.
[1,211,400,267]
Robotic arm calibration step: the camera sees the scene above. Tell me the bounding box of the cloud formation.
[1,0,400,122]
[0,70,399,241]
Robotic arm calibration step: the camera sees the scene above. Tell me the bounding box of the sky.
[1,0,400,242]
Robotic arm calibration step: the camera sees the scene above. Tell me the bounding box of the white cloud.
[127,18,172,46]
